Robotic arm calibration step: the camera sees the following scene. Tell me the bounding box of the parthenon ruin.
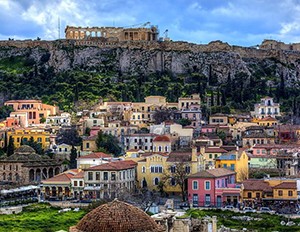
[65,25,159,42]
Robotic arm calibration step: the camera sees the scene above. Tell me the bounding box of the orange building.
[5,100,58,126]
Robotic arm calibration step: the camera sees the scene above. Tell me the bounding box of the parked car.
[259,207,275,214]
[222,205,235,211]
[179,202,190,210]
[243,207,256,213]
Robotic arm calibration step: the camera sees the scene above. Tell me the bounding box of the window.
[185,166,191,174]
[96,172,100,181]
[154,177,159,185]
[150,166,163,173]
[170,177,176,186]
[170,166,176,173]
[74,181,78,187]
[223,164,227,168]
[247,192,252,198]
[88,172,93,181]
[37,137,42,143]
[193,181,198,190]
[142,166,146,173]
[205,194,211,205]
[256,192,260,199]
[205,181,211,190]
[209,154,212,159]
[230,164,235,171]
[288,191,293,196]
[86,143,90,149]
[111,172,116,181]
[278,190,283,196]
[64,148,67,152]
[79,181,83,186]
[103,172,108,180]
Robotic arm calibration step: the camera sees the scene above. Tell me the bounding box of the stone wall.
[0,206,23,215]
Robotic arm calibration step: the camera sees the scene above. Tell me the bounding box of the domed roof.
[14,145,36,154]
[74,200,163,232]
[153,135,170,142]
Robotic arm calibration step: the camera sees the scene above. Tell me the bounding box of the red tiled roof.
[153,135,170,142]
[83,135,97,141]
[141,152,168,157]
[260,116,277,121]
[273,182,296,189]
[242,180,272,192]
[77,152,111,159]
[42,172,74,183]
[189,168,235,178]
[167,152,192,162]
[71,171,84,179]
[204,147,228,153]
[85,160,137,171]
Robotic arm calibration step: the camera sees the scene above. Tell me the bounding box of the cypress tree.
[7,136,14,156]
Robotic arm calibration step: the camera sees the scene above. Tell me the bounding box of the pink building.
[201,125,217,134]
[187,168,241,208]
[252,144,300,156]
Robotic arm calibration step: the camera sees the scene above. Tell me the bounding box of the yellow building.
[242,179,273,200]
[82,135,97,155]
[136,148,201,195]
[200,147,228,169]
[256,116,278,127]
[242,179,297,201]
[215,150,249,182]
[7,128,50,149]
[272,181,297,200]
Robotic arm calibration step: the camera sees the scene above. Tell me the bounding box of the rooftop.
[189,168,235,178]
[73,199,163,232]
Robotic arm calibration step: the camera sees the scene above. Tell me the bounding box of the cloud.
[1,0,300,46]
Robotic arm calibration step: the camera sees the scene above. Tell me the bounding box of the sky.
[1,0,300,46]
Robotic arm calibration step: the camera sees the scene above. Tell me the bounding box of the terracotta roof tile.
[153,135,170,142]
[273,182,296,189]
[204,147,228,153]
[75,199,163,232]
[77,152,111,160]
[189,168,235,178]
[85,160,137,171]
[242,180,272,192]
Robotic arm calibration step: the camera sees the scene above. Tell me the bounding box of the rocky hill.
[0,39,299,115]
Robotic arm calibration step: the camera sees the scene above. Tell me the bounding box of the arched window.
[142,166,146,173]
[3,173,6,180]
[170,177,176,186]
[153,177,159,185]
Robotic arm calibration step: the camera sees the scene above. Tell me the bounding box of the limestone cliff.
[0,39,299,88]
[0,39,299,113]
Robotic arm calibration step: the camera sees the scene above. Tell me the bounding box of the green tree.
[23,137,44,155]
[69,146,78,169]
[96,131,122,156]
[176,118,192,127]
[40,117,46,123]
[162,162,190,201]
[56,127,82,146]
[7,136,14,156]
[0,105,13,119]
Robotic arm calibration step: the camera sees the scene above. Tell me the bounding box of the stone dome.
[14,145,36,154]
[72,199,163,232]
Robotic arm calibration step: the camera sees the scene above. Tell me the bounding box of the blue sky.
[1,0,300,46]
